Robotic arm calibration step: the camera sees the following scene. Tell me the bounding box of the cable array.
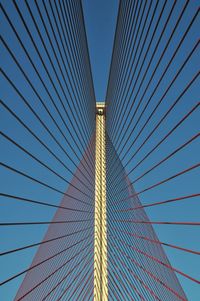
[0,0,199,300]
[106,0,199,299]
[1,0,95,300]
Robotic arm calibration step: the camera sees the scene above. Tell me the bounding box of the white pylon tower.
[94,102,108,301]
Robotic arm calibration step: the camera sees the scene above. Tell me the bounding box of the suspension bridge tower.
[94,102,108,301]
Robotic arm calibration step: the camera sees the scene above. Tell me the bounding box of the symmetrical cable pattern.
[0,0,199,300]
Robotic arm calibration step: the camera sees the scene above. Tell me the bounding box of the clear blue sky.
[82,0,119,101]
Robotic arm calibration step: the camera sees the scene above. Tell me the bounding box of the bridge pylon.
[94,102,108,301]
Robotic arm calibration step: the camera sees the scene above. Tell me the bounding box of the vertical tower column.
[94,103,108,301]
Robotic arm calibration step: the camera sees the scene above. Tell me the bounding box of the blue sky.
[82,0,119,101]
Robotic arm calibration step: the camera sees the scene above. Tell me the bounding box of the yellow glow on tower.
[94,102,108,301]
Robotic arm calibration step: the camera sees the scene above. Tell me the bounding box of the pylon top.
[96,102,106,115]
